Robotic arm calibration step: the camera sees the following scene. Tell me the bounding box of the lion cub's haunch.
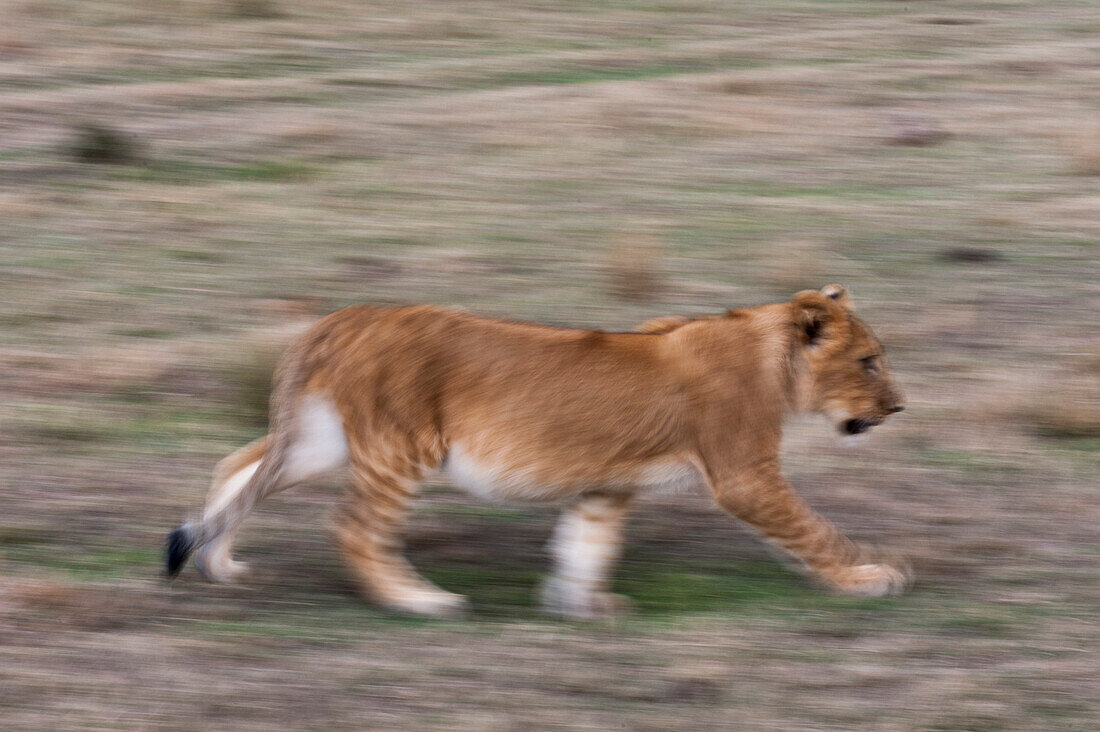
[166,285,907,618]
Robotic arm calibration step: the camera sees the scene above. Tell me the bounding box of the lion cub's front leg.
[541,493,634,620]
[711,466,910,597]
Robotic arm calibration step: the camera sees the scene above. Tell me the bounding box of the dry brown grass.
[1062,121,1100,175]
[605,234,665,302]
[1014,383,1100,439]
[759,239,827,294]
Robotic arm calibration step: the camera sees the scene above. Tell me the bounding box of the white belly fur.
[285,395,349,483]
[439,443,702,503]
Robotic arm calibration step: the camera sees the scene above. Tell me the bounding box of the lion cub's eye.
[860,356,879,375]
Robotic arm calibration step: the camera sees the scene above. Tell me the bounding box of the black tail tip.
[166,525,196,579]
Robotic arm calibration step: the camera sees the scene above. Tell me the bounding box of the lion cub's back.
[300,305,694,489]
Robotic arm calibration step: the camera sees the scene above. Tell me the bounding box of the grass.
[480,58,764,88]
[3,544,160,582]
[605,235,665,301]
[1,0,1098,728]
[109,158,319,185]
[1062,122,1100,175]
[70,122,141,164]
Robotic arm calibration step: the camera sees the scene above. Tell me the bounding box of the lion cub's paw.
[829,563,911,597]
[540,577,634,620]
[390,590,470,618]
[193,548,250,584]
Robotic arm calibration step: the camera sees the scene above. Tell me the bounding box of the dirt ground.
[1,0,1098,729]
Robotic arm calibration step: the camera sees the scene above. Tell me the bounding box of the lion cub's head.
[792,285,905,436]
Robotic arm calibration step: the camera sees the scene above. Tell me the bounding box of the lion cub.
[167,285,907,618]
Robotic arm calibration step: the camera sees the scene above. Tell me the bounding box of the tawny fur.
[167,285,908,618]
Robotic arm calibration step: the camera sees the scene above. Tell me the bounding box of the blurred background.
[1,0,1098,728]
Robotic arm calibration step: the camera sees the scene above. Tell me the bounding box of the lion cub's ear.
[791,290,840,347]
[821,283,855,312]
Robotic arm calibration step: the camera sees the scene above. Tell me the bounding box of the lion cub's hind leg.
[335,444,467,618]
[193,436,268,583]
[541,493,634,620]
[191,395,351,583]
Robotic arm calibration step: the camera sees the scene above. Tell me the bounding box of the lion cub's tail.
[166,331,316,579]
[165,433,289,579]
[165,434,271,578]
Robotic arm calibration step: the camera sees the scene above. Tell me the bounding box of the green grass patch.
[110,158,318,185]
[414,552,901,622]
[421,564,543,618]
[480,57,762,88]
[3,543,159,582]
[1049,437,1100,453]
[167,249,229,264]
[8,402,244,453]
[918,447,1025,482]
[615,558,897,618]
[111,327,175,339]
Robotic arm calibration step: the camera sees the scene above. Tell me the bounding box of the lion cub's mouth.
[841,417,882,436]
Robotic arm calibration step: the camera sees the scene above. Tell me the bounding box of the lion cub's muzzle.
[841,404,904,435]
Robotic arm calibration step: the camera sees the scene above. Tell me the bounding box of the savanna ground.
[1,0,1098,728]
